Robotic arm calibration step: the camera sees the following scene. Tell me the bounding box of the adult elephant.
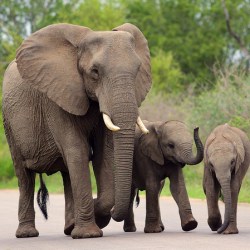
[2,23,151,239]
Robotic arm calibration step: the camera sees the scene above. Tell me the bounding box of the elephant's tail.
[135,189,140,207]
[37,174,49,220]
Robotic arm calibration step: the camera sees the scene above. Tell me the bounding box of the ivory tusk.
[103,113,120,132]
[137,117,149,134]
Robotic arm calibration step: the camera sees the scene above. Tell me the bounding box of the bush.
[151,50,184,95]
[185,66,250,139]
[0,148,14,181]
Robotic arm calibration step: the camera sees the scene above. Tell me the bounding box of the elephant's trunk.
[217,179,231,234]
[181,127,204,165]
[106,81,138,222]
[111,128,136,221]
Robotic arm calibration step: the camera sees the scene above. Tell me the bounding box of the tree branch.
[221,0,250,59]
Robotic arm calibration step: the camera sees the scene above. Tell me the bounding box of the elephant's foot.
[223,224,239,234]
[16,223,39,238]
[144,222,164,233]
[182,217,198,232]
[123,222,137,232]
[64,219,75,236]
[95,214,111,229]
[71,223,103,239]
[208,216,222,231]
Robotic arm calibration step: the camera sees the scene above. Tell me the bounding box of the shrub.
[151,50,184,95]
[185,66,250,139]
[0,145,14,181]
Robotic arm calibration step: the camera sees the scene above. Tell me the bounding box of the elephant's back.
[2,60,22,96]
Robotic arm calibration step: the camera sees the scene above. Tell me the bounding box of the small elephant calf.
[203,124,250,234]
[123,120,204,233]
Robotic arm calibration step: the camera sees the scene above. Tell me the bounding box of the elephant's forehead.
[208,141,234,156]
[85,31,134,44]
[163,122,190,136]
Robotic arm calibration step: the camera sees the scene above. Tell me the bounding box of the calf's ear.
[140,125,164,165]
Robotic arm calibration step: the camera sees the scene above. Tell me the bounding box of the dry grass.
[139,91,186,122]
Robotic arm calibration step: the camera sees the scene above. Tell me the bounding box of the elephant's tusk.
[137,117,149,134]
[103,113,121,132]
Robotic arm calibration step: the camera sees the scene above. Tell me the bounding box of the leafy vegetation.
[1,0,250,202]
[186,66,250,139]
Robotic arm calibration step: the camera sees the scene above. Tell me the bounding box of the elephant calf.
[203,124,250,234]
[123,120,204,233]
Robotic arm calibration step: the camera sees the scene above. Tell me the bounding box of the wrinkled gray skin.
[203,124,250,234]
[123,120,204,233]
[2,23,151,239]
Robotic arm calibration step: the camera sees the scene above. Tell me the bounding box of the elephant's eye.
[167,143,175,149]
[90,67,99,80]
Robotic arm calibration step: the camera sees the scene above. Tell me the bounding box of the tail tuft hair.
[37,174,49,220]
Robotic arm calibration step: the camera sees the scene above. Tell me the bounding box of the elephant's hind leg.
[15,164,38,238]
[3,118,38,237]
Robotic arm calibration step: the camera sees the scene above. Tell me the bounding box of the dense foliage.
[0,0,250,201]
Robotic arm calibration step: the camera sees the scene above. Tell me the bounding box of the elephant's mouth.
[166,157,186,168]
[171,158,186,168]
[177,161,186,168]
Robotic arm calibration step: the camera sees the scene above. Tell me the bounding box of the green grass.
[0,177,18,189]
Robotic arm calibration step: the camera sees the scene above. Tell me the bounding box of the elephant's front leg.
[144,180,163,233]
[92,126,114,228]
[61,171,75,235]
[169,169,198,231]
[15,166,38,238]
[66,145,102,239]
[203,167,222,231]
[123,186,137,232]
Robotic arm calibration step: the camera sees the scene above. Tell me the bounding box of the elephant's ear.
[112,23,151,107]
[235,140,245,173]
[16,24,92,116]
[223,129,245,174]
[204,133,216,169]
[140,124,164,165]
